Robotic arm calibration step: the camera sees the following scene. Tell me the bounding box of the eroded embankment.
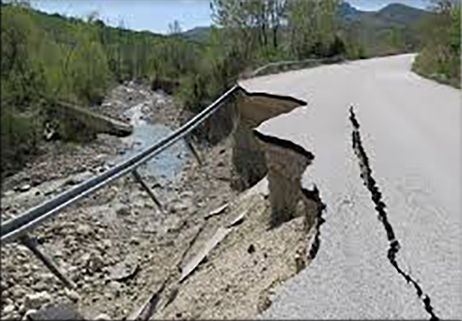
[230,87,308,191]
[1,82,327,320]
[150,94,326,320]
[0,84,237,321]
[236,87,327,265]
[349,106,439,321]
[252,129,326,261]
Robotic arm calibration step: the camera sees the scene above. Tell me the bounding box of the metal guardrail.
[1,84,239,244]
[245,56,344,79]
[1,55,336,293]
[2,55,335,243]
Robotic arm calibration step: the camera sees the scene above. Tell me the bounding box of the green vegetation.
[1,0,436,178]
[0,2,204,176]
[413,0,460,88]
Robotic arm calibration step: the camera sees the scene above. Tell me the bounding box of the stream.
[117,102,190,183]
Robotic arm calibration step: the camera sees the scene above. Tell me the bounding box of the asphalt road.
[239,54,460,319]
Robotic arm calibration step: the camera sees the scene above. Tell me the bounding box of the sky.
[30,0,432,34]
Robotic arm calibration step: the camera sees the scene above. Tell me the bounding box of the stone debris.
[27,300,85,320]
[24,292,52,311]
[107,254,140,282]
[19,184,31,193]
[64,288,80,302]
[0,83,236,320]
[22,309,38,320]
[3,303,16,314]
[94,313,111,320]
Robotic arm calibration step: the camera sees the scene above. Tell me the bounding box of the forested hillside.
[184,2,431,58]
[1,0,458,178]
[1,2,205,176]
[337,2,430,57]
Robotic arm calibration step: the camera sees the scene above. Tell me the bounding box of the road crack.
[349,106,439,321]
[301,186,326,261]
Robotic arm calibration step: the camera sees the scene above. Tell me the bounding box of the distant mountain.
[180,2,430,56]
[338,2,429,26]
[375,3,429,25]
[338,2,431,56]
[338,2,362,21]
[181,26,211,45]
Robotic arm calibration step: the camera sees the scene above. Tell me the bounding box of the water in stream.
[117,103,190,183]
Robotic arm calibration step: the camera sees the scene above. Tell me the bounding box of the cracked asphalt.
[239,54,460,319]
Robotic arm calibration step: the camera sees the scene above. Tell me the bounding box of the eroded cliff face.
[230,88,307,191]
[230,87,326,234]
[253,131,314,227]
[231,122,268,191]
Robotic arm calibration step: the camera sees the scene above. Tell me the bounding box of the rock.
[88,254,105,273]
[19,184,31,192]
[95,313,111,320]
[11,286,27,299]
[28,301,85,320]
[31,281,49,292]
[102,239,112,249]
[151,182,162,189]
[108,281,121,293]
[144,202,154,210]
[109,186,120,196]
[24,292,51,310]
[3,190,15,197]
[108,255,139,281]
[116,206,131,216]
[106,161,116,168]
[64,288,80,302]
[129,237,140,245]
[81,253,91,266]
[76,224,92,236]
[170,198,193,214]
[64,171,93,186]
[3,304,15,314]
[17,303,26,315]
[22,309,38,320]
[143,222,157,234]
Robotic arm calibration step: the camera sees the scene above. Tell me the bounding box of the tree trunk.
[273,26,278,49]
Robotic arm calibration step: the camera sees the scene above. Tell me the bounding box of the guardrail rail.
[1,84,240,288]
[1,56,337,293]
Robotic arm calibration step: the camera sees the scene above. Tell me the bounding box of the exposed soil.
[0,82,315,320]
[153,185,316,320]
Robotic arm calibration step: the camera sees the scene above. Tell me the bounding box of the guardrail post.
[19,235,76,289]
[132,169,163,212]
[185,136,202,166]
[1,86,239,244]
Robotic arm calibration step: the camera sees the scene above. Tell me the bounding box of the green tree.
[286,0,340,59]
[65,21,111,104]
[413,0,460,87]
[211,0,289,61]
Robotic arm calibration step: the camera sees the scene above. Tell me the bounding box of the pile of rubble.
[0,83,236,320]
